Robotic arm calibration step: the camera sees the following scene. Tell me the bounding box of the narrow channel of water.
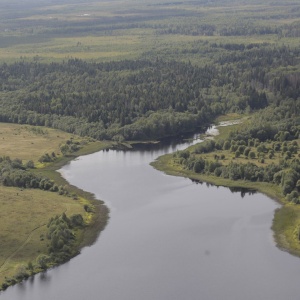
[2,126,300,300]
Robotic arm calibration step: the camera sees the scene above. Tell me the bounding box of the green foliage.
[1,42,298,141]
[195,140,216,154]
[36,254,49,270]
[193,158,205,173]
[249,151,256,159]
[70,214,84,227]
[281,169,299,196]
[25,160,35,169]
[38,153,53,163]
[0,155,68,195]
[60,139,82,156]
[47,213,84,262]
[177,132,300,199]
[0,59,222,140]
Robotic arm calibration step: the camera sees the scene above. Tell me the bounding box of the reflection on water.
[191,179,256,198]
[39,272,51,284]
[229,187,257,198]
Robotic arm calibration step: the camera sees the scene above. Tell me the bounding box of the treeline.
[0,50,296,140]
[0,59,234,140]
[177,139,300,203]
[156,22,278,37]
[175,103,300,203]
[0,156,69,195]
[227,104,300,143]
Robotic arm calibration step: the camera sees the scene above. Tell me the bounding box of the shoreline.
[151,124,300,258]
[41,141,114,251]
[0,140,113,292]
[0,126,212,292]
[2,118,299,292]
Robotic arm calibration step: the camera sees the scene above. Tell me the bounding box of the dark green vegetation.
[46,213,84,263]
[0,0,300,140]
[1,0,300,288]
[0,156,68,193]
[177,117,300,203]
[0,46,297,140]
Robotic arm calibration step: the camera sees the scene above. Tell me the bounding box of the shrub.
[223,141,231,150]
[70,214,84,227]
[249,151,256,159]
[193,161,204,173]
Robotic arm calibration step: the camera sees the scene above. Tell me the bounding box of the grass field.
[0,186,85,283]
[0,123,71,163]
[0,0,299,63]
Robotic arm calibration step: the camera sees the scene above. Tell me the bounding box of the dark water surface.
[2,128,300,300]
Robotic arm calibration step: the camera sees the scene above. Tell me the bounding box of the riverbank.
[0,123,113,291]
[151,122,300,258]
[40,140,115,249]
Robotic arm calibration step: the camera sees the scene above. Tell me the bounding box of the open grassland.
[0,0,299,63]
[0,186,85,283]
[0,122,111,165]
[0,123,71,164]
[0,123,111,288]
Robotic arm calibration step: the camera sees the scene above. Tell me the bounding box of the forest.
[0,1,298,140]
[0,41,299,141]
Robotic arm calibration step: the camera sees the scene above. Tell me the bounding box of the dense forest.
[0,41,299,141]
[0,1,299,143]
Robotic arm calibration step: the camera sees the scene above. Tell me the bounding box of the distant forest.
[0,0,299,141]
[0,41,299,140]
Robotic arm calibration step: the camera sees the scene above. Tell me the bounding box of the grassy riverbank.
[0,123,112,290]
[151,119,300,257]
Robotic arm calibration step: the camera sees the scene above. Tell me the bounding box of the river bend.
[2,128,300,300]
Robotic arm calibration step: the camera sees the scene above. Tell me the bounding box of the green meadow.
[0,0,299,63]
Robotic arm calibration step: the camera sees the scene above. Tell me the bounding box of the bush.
[214,167,222,177]
[178,151,190,159]
[243,147,251,157]
[38,153,52,163]
[70,214,84,227]
[195,140,216,154]
[25,160,35,169]
[223,140,231,150]
[249,151,256,159]
[193,158,205,173]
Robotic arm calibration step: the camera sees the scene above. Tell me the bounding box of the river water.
[2,126,300,300]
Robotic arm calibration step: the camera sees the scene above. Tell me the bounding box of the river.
[2,126,300,300]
